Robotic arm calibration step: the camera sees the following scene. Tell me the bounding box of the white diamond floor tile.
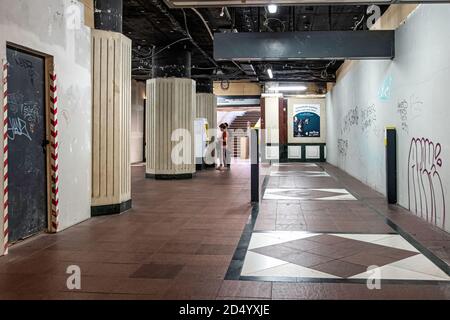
[241,252,288,276]
[263,188,357,201]
[248,232,317,250]
[250,262,339,279]
[372,236,420,252]
[350,264,449,281]
[241,231,450,281]
[387,254,450,280]
[329,233,395,243]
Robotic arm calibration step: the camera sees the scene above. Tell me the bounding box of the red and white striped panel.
[49,72,60,233]
[2,60,8,255]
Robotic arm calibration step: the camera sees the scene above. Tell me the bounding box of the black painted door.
[7,47,47,242]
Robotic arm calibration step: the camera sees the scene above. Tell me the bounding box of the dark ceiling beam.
[163,0,437,9]
[148,0,220,68]
[214,30,394,61]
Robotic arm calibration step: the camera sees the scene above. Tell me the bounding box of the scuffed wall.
[326,4,450,232]
[0,0,92,244]
[131,80,145,164]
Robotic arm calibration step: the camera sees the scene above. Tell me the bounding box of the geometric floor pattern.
[269,171,331,177]
[264,188,357,201]
[242,231,450,281]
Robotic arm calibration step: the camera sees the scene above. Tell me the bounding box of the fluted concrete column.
[91,29,131,215]
[196,93,217,133]
[195,93,217,169]
[146,78,196,179]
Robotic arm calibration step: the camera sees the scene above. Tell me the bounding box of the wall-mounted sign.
[293,104,320,137]
[217,96,260,107]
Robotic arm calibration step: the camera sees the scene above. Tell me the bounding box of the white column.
[91,29,131,214]
[146,78,196,179]
[196,93,217,131]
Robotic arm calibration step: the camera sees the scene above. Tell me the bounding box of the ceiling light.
[220,7,225,17]
[262,93,282,98]
[267,67,273,79]
[268,85,307,92]
[267,4,277,14]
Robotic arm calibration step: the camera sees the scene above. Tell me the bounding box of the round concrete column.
[94,0,123,33]
[195,92,217,169]
[196,93,217,132]
[146,78,196,179]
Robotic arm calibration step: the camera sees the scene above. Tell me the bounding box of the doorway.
[6,45,49,242]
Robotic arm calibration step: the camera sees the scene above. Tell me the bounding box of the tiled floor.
[0,161,450,299]
[242,231,449,281]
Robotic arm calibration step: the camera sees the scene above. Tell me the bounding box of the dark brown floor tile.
[218,280,272,299]
[195,244,235,255]
[283,252,335,267]
[158,242,202,254]
[251,245,298,260]
[130,263,183,279]
[306,234,350,245]
[340,252,399,267]
[312,260,368,278]
[282,239,322,251]
[163,279,223,299]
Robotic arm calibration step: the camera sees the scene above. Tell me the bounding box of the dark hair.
[219,123,226,129]
[224,123,229,127]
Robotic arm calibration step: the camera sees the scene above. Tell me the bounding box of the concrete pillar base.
[91,199,132,217]
[145,173,194,180]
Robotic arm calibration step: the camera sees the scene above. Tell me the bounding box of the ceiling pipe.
[191,7,246,76]
[148,0,219,68]
[191,8,214,40]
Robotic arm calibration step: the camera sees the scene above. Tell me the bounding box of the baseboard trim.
[145,173,194,180]
[91,199,132,217]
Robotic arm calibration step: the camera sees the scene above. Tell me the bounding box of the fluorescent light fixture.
[268,4,277,14]
[268,85,308,92]
[262,93,283,98]
[267,68,273,79]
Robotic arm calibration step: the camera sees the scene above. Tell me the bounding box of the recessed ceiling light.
[268,85,307,92]
[267,4,277,14]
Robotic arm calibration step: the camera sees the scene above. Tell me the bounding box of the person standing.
[216,123,228,170]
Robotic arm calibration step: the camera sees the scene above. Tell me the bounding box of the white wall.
[131,80,145,163]
[0,0,92,245]
[326,4,450,232]
[264,97,279,144]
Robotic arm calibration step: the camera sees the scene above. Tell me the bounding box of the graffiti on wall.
[360,104,377,132]
[340,106,359,135]
[337,139,348,157]
[407,137,446,229]
[397,100,409,133]
[379,75,393,101]
[397,96,424,134]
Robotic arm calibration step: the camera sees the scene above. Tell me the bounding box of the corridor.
[1,162,449,299]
